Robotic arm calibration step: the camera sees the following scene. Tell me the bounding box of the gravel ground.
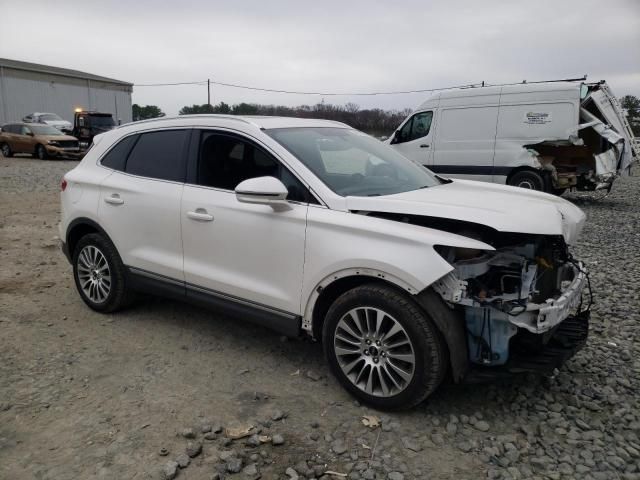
[1,154,639,480]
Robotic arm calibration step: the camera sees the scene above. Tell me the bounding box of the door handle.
[420,144,430,148]
[104,194,124,205]
[187,209,214,222]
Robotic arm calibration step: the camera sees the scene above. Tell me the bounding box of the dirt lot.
[1,154,639,480]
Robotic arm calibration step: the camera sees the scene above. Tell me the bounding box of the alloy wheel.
[334,307,416,397]
[77,245,111,303]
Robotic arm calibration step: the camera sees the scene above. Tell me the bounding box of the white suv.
[60,115,591,409]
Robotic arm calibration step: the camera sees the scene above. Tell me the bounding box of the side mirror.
[26,131,34,137]
[390,130,401,145]
[235,176,288,205]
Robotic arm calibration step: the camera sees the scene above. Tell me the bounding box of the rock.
[219,450,237,461]
[474,421,490,432]
[181,427,196,439]
[306,370,322,381]
[160,461,179,480]
[431,433,445,445]
[332,439,348,455]
[401,437,422,452]
[186,441,202,458]
[176,453,190,468]
[285,467,299,479]
[201,424,212,433]
[242,463,259,477]
[272,434,285,446]
[226,457,243,473]
[246,434,261,447]
[204,431,217,440]
[271,409,286,421]
[388,473,404,480]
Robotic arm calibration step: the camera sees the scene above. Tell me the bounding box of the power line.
[133,75,587,96]
[134,78,482,95]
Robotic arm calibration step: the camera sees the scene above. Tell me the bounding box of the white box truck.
[388,81,637,193]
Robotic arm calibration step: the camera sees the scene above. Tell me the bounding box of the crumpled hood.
[346,179,586,244]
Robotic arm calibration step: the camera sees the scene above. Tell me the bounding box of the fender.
[302,267,416,332]
[64,217,117,261]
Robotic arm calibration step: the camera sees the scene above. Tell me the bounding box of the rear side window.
[125,130,189,182]
[101,135,138,171]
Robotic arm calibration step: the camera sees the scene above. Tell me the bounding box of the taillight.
[61,178,68,191]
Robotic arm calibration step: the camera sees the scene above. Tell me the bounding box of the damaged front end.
[433,235,591,379]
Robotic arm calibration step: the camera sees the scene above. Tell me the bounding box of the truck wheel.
[507,170,545,191]
[323,283,447,410]
[1,143,12,157]
[35,144,48,160]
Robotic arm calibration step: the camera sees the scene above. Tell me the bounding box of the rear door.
[390,111,435,168]
[98,129,190,281]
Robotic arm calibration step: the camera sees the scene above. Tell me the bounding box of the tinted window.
[125,130,188,182]
[197,132,315,203]
[101,135,138,171]
[397,111,433,143]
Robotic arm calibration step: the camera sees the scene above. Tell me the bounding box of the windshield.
[89,115,115,127]
[40,114,64,121]
[266,127,440,197]
[29,124,64,136]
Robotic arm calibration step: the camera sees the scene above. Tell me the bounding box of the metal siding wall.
[0,68,132,125]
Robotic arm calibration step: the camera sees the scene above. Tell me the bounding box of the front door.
[390,111,434,168]
[181,130,310,315]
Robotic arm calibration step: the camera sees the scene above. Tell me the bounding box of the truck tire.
[507,170,545,191]
[323,283,447,410]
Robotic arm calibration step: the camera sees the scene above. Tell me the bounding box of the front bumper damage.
[434,246,591,380]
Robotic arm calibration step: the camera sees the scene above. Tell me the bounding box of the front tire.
[323,284,447,410]
[1,143,12,157]
[72,233,131,313]
[507,170,545,191]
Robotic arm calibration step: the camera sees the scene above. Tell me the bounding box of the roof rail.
[120,114,257,129]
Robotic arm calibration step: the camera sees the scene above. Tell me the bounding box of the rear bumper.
[464,309,589,382]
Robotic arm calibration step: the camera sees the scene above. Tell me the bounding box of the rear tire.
[35,144,47,160]
[323,283,447,410]
[72,233,131,313]
[507,170,545,191]
[0,143,12,157]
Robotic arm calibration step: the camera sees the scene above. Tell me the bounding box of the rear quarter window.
[124,129,189,182]
[100,135,139,171]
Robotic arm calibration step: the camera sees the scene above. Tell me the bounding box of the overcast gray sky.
[1,0,638,116]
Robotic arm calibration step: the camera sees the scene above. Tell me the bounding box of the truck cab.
[72,111,116,149]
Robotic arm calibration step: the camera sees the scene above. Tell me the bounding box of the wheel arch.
[304,270,469,383]
[66,217,116,260]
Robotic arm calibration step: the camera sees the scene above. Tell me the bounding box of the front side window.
[266,127,440,197]
[125,130,188,182]
[196,131,315,203]
[396,111,433,143]
[20,125,32,136]
[40,113,64,121]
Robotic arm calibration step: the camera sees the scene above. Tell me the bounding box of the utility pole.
[207,79,211,106]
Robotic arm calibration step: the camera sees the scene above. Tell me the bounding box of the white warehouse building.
[0,58,133,125]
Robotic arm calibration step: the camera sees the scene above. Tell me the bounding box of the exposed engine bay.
[366,212,592,369]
